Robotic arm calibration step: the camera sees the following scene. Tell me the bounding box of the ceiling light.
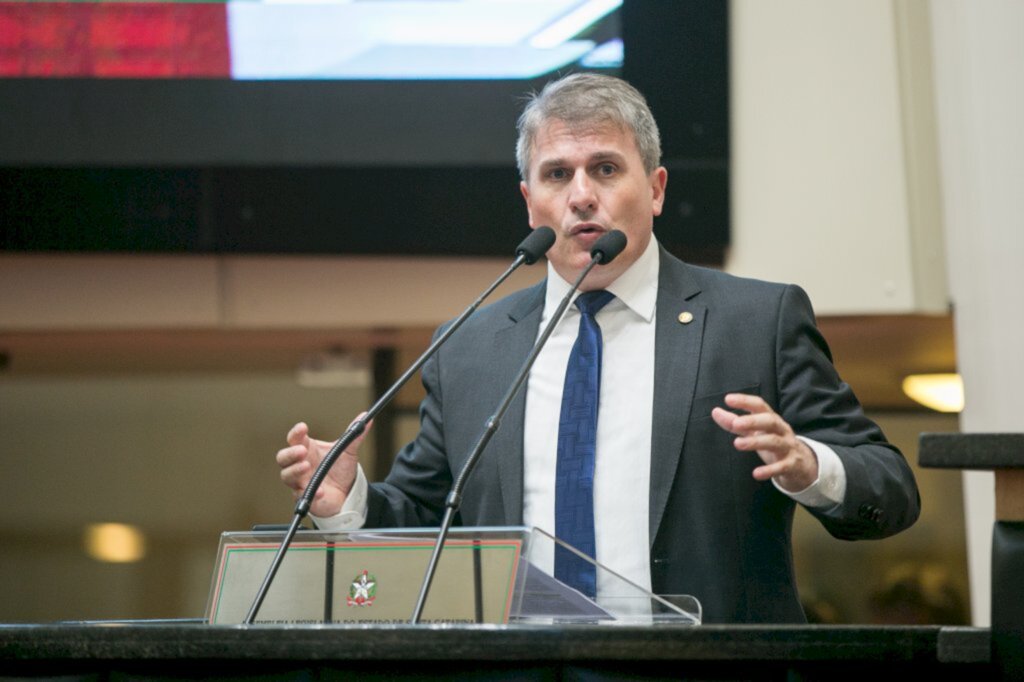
[902,373,964,413]
[84,523,146,563]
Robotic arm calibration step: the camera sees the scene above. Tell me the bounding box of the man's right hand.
[276,418,368,518]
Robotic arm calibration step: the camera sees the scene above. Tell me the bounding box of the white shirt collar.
[544,235,660,323]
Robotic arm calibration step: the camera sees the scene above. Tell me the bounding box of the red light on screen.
[0,2,231,77]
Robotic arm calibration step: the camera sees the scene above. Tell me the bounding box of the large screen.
[1,1,728,262]
[1,0,622,79]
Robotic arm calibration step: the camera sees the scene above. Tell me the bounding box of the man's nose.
[568,172,597,214]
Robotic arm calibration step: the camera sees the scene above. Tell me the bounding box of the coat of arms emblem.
[347,570,377,607]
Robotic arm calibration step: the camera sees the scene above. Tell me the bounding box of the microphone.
[590,229,627,263]
[243,226,555,624]
[517,227,556,264]
[410,229,628,623]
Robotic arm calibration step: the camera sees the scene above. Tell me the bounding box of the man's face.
[520,118,667,291]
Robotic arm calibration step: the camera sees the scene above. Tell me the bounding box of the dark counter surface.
[920,433,1024,469]
[0,623,991,675]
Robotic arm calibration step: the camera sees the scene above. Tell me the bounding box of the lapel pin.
[677,311,694,324]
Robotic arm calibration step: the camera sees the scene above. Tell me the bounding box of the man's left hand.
[711,393,818,492]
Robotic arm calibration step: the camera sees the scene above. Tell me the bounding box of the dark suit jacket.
[365,248,920,623]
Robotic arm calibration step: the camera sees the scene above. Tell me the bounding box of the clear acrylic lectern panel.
[206,526,700,625]
[517,527,701,625]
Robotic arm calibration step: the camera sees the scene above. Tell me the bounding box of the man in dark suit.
[277,73,920,623]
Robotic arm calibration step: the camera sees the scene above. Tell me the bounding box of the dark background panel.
[0,168,205,252]
[210,167,529,256]
[623,0,730,161]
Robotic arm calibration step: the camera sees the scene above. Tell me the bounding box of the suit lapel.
[650,250,705,548]
[489,280,546,525]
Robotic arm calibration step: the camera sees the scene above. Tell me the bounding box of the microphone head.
[591,230,627,264]
[515,226,556,264]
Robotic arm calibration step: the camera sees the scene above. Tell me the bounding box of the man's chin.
[549,256,587,284]
[571,251,604,272]
[550,242,628,282]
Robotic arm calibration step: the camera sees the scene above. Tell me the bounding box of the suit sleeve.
[774,284,921,539]
[363,327,453,528]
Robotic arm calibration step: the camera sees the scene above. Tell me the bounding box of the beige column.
[930,0,1024,626]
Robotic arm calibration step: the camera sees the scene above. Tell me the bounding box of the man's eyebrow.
[537,151,626,168]
[588,151,627,162]
[537,157,567,169]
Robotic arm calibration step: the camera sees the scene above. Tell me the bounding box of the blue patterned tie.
[555,289,615,598]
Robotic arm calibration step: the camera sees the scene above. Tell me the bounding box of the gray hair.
[515,72,662,181]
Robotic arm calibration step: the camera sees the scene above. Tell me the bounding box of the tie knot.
[574,290,615,316]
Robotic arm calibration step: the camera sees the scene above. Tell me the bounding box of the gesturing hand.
[275,416,369,517]
[711,394,818,492]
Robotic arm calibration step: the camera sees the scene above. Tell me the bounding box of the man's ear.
[650,167,668,217]
[520,180,535,226]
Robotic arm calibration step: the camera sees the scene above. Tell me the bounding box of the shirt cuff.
[772,436,847,508]
[308,464,369,531]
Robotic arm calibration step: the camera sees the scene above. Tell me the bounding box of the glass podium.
[207,526,700,626]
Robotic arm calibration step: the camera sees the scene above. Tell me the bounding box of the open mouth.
[570,223,606,237]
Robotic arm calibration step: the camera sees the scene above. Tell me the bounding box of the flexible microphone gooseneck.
[243,226,556,624]
[410,229,628,624]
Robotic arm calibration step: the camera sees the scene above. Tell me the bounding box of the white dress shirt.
[523,234,659,594]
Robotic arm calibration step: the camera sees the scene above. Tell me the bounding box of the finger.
[280,462,311,489]
[724,393,772,414]
[275,444,309,468]
[712,406,781,437]
[287,422,309,446]
[752,460,791,481]
[711,406,738,432]
[734,432,791,455]
[730,412,788,436]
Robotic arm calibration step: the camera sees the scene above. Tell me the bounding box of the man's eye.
[597,164,616,176]
[548,168,568,180]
